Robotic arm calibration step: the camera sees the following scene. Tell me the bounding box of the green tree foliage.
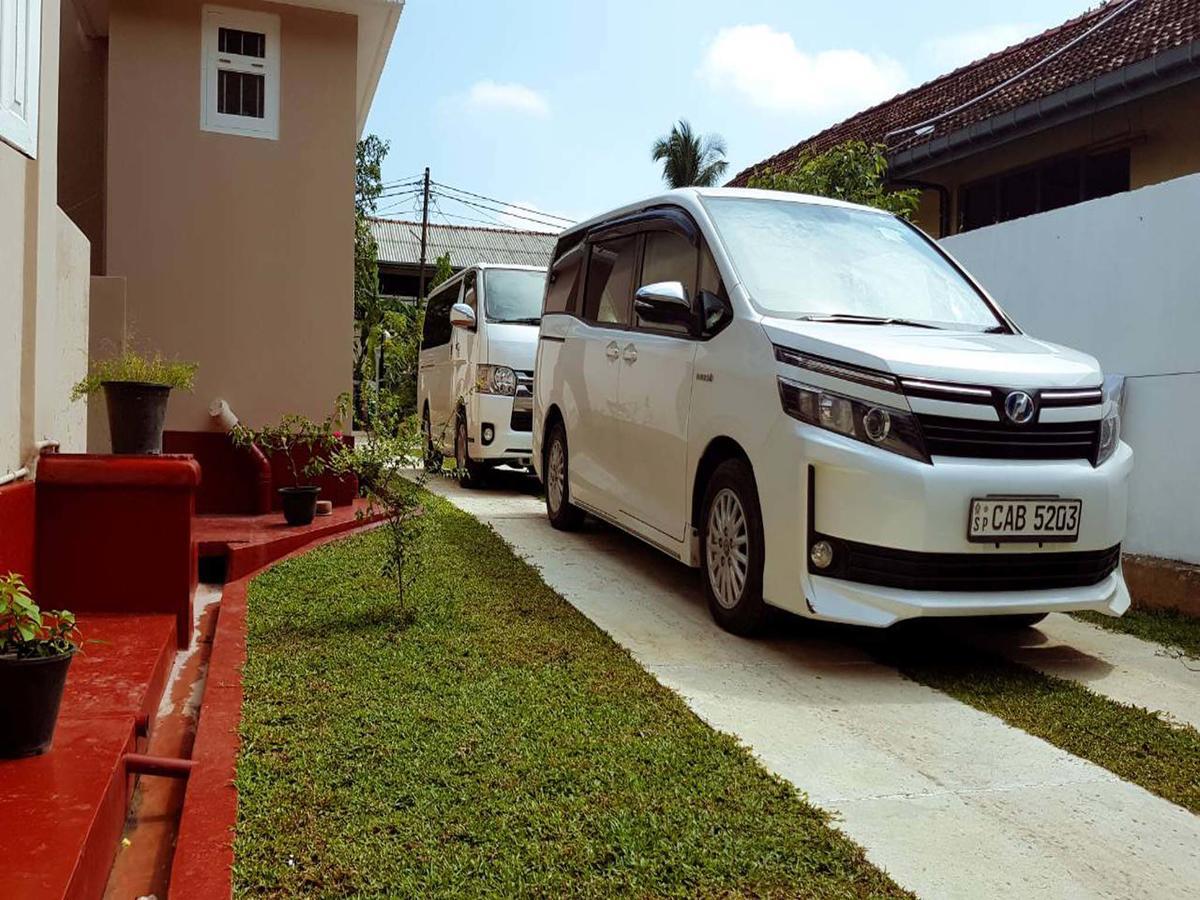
[746,141,921,219]
[651,120,728,188]
[354,135,389,423]
[428,252,453,292]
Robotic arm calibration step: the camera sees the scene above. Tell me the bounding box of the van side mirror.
[449,302,476,330]
[634,281,694,330]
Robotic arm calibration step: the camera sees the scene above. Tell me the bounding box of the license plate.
[968,497,1081,543]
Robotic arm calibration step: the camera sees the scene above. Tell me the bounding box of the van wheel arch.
[692,437,757,530]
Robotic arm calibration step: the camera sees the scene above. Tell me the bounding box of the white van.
[418,264,546,486]
[532,188,1132,635]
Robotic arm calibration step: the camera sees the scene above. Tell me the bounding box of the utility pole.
[416,167,431,314]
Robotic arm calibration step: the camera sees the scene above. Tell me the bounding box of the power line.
[431,180,576,224]
[441,195,564,231]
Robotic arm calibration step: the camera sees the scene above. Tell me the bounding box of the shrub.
[231,397,350,489]
[71,348,198,401]
[0,573,82,659]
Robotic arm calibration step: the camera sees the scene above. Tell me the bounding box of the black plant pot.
[279,486,321,526]
[0,652,74,758]
[103,381,172,454]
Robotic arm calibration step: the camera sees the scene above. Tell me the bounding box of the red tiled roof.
[729,0,1200,184]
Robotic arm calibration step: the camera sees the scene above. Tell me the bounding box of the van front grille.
[916,415,1100,462]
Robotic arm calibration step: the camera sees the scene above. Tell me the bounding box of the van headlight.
[1095,374,1125,465]
[778,377,929,463]
[476,364,517,396]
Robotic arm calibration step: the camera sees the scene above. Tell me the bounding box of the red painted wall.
[35,455,200,648]
[0,480,36,585]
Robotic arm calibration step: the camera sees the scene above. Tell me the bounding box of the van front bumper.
[758,420,1133,627]
[470,393,534,466]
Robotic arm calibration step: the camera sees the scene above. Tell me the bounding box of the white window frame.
[200,5,280,140]
[0,0,41,157]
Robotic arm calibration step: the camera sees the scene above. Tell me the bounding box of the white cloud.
[923,23,1043,71]
[700,24,907,116]
[465,80,549,118]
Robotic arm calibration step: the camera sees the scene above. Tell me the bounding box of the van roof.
[559,187,889,244]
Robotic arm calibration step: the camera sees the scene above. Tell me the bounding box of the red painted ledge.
[169,511,385,900]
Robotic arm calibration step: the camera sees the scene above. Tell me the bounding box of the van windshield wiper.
[798,313,944,329]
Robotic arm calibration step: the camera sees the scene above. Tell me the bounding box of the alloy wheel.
[707,487,749,610]
[547,436,566,513]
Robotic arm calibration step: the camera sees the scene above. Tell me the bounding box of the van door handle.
[605,341,620,361]
[622,343,638,364]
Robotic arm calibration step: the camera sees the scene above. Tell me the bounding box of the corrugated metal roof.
[369,218,556,269]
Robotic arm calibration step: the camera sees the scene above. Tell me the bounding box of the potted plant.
[232,408,345,526]
[0,573,83,758]
[72,349,198,454]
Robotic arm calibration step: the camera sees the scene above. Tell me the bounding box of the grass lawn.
[1074,608,1200,660]
[886,632,1200,814]
[234,493,910,898]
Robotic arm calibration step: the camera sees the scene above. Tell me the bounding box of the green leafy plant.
[330,407,426,619]
[231,397,350,488]
[651,119,728,188]
[0,573,82,659]
[746,140,921,219]
[71,349,198,401]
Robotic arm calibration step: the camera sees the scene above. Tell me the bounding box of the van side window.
[462,271,477,313]
[583,236,636,326]
[544,242,584,315]
[422,283,457,348]
[638,230,697,334]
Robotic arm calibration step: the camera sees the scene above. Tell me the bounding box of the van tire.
[423,407,442,474]
[455,413,487,488]
[544,421,584,530]
[701,458,768,636]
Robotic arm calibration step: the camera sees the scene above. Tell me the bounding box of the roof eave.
[890,37,1200,177]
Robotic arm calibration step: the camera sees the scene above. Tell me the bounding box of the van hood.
[761,318,1102,388]
[485,322,539,372]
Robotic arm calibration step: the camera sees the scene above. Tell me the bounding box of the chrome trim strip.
[899,377,994,401]
[1040,388,1103,406]
[773,346,901,393]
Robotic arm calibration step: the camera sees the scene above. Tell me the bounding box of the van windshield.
[485,269,546,324]
[702,197,1005,331]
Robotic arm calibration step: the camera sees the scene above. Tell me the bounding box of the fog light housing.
[863,407,891,442]
[481,423,495,445]
[810,540,834,570]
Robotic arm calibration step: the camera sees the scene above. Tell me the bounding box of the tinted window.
[1084,148,1130,201]
[638,230,697,334]
[422,282,458,349]
[485,269,545,323]
[544,241,584,315]
[582,236,636,325]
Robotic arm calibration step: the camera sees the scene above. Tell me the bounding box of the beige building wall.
[1,0,91,478]
[909,79,1200,236]
[105,0,358,433]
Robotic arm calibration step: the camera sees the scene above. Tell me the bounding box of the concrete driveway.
[424,470,1200,900]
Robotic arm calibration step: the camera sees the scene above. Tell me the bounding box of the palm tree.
[651,120,729,188]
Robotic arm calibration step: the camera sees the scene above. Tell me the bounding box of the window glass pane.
[1084,149,1130,201]
[544,242,583,314]
[422,285,457,348]
[703,197,1001,330]
[1000,169,1037,221]
[1041,157,1081,211]
[583,237,636,325]
[638,231,696,333]
[485,268,545,323]
[219,27,266,58]
[218,70,265,118]
[960,181,996,232]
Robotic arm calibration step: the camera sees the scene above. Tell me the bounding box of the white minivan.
[532,188,1132,635]
[418,264,546,486]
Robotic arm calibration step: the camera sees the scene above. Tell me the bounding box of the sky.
[364,0,1096,232]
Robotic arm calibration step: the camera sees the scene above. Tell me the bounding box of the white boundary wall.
[943,173,1200,564]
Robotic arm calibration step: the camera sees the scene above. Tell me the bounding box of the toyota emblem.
[1004,391,1035,425]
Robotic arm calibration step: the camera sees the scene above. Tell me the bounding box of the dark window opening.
[544,239,584,315]
[421,284,458,349]
[582,236,636,325]
[959,147,1131,233]
[217,70,265,118]
[218,27,266,58]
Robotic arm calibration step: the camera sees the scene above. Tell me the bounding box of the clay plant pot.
[0,651,74,758]
[279,485,321,526]
[103,381,171,454]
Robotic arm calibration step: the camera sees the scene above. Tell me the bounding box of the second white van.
[418,264,546,486]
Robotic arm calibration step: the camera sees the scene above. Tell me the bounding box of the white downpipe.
[209,398,239,432]
[0,439,61,486]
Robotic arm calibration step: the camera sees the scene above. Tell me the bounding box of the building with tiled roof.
[731,0,1200,237]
